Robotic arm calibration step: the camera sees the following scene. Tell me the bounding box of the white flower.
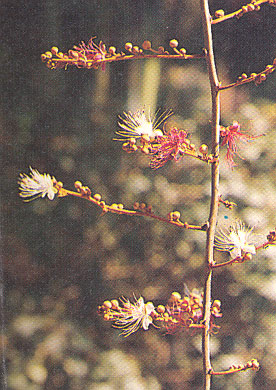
[113,296,155,337]
[214,220,256,259]
[18,167,57,201]
[115,108,173,139]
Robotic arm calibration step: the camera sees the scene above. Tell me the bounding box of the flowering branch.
[98,290,222,337]
[41,38,204,70]
[219,58,276,91]
[18,168,208,231]
[210,359,260,375]
[211,223,276,269]
[212,0,276,25]
[62,185,208,231]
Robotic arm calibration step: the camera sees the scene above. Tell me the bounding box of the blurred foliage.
[1,1,276,389]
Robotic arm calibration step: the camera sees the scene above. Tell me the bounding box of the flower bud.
[93,193,101,202]
[169,39,179,48]
[170,292,181,303]
[103,300,112,309]
[215,9,225,18]
[199,144,208,155]
[129,137,136,145]
[247,4,255,11]
[212,300,221,309]
[111,299,119,309]
[242,252,253,261]
[125,42,133,51]
[141,147,149,154]
[180,48,187,55]
[108,46,116,55]
[142,40,152,50]
[74,181,82,189]
[51,46,59,55]
[132,46,140,54]
[157,305,165,313]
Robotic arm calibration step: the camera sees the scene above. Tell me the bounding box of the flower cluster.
[214,220,256,260]
[41,38,107,70]
[220,121,263,168]
[98,290,222,337]
[18,167,58,201]
[116,109,213,169]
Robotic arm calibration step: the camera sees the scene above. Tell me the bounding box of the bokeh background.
[1,1,276,389]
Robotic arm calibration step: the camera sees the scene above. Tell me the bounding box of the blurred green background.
[1,1,276,389]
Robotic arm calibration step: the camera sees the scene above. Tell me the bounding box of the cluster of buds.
[218,196,237,210]
[266,230,276,245]
[116,109,214,169]
[121,130,213,169]
[98,290,222,337]
[133,201,152,213]
[237,59,276,86]
[159,291,222,334]
[74,181,92,197]
[261,229,276,249]
[41,38,200,70]
[229,359,260,372]
[236,1,261,18]
[125,39,187,57]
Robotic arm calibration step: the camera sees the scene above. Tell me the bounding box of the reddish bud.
[142,40,152,50]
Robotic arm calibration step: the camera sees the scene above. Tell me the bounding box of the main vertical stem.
[200,1,220,389]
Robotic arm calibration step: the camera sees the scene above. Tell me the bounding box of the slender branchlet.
[212,0,276,25]
[219,59,276,91]
[210,358,260,375]
[41,38,204,70]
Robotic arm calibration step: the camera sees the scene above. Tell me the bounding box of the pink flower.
[73,38,107,70]
[220,121,263,168]
[150,127,189,169]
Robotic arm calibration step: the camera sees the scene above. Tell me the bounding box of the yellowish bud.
[199,144,208,155]
[125,42,133,51]
[74,181,82,189]
[93,193,101,202]
[103,300,112,309]
[51,46,59,55]
[215,9,225,18]
[111,299,119,308]
[169,39,179,48]
[157,305,165,313]
[170,292,181,301]
[108,46,116,55]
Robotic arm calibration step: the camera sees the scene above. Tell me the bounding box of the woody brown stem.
[200,0,221,389]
